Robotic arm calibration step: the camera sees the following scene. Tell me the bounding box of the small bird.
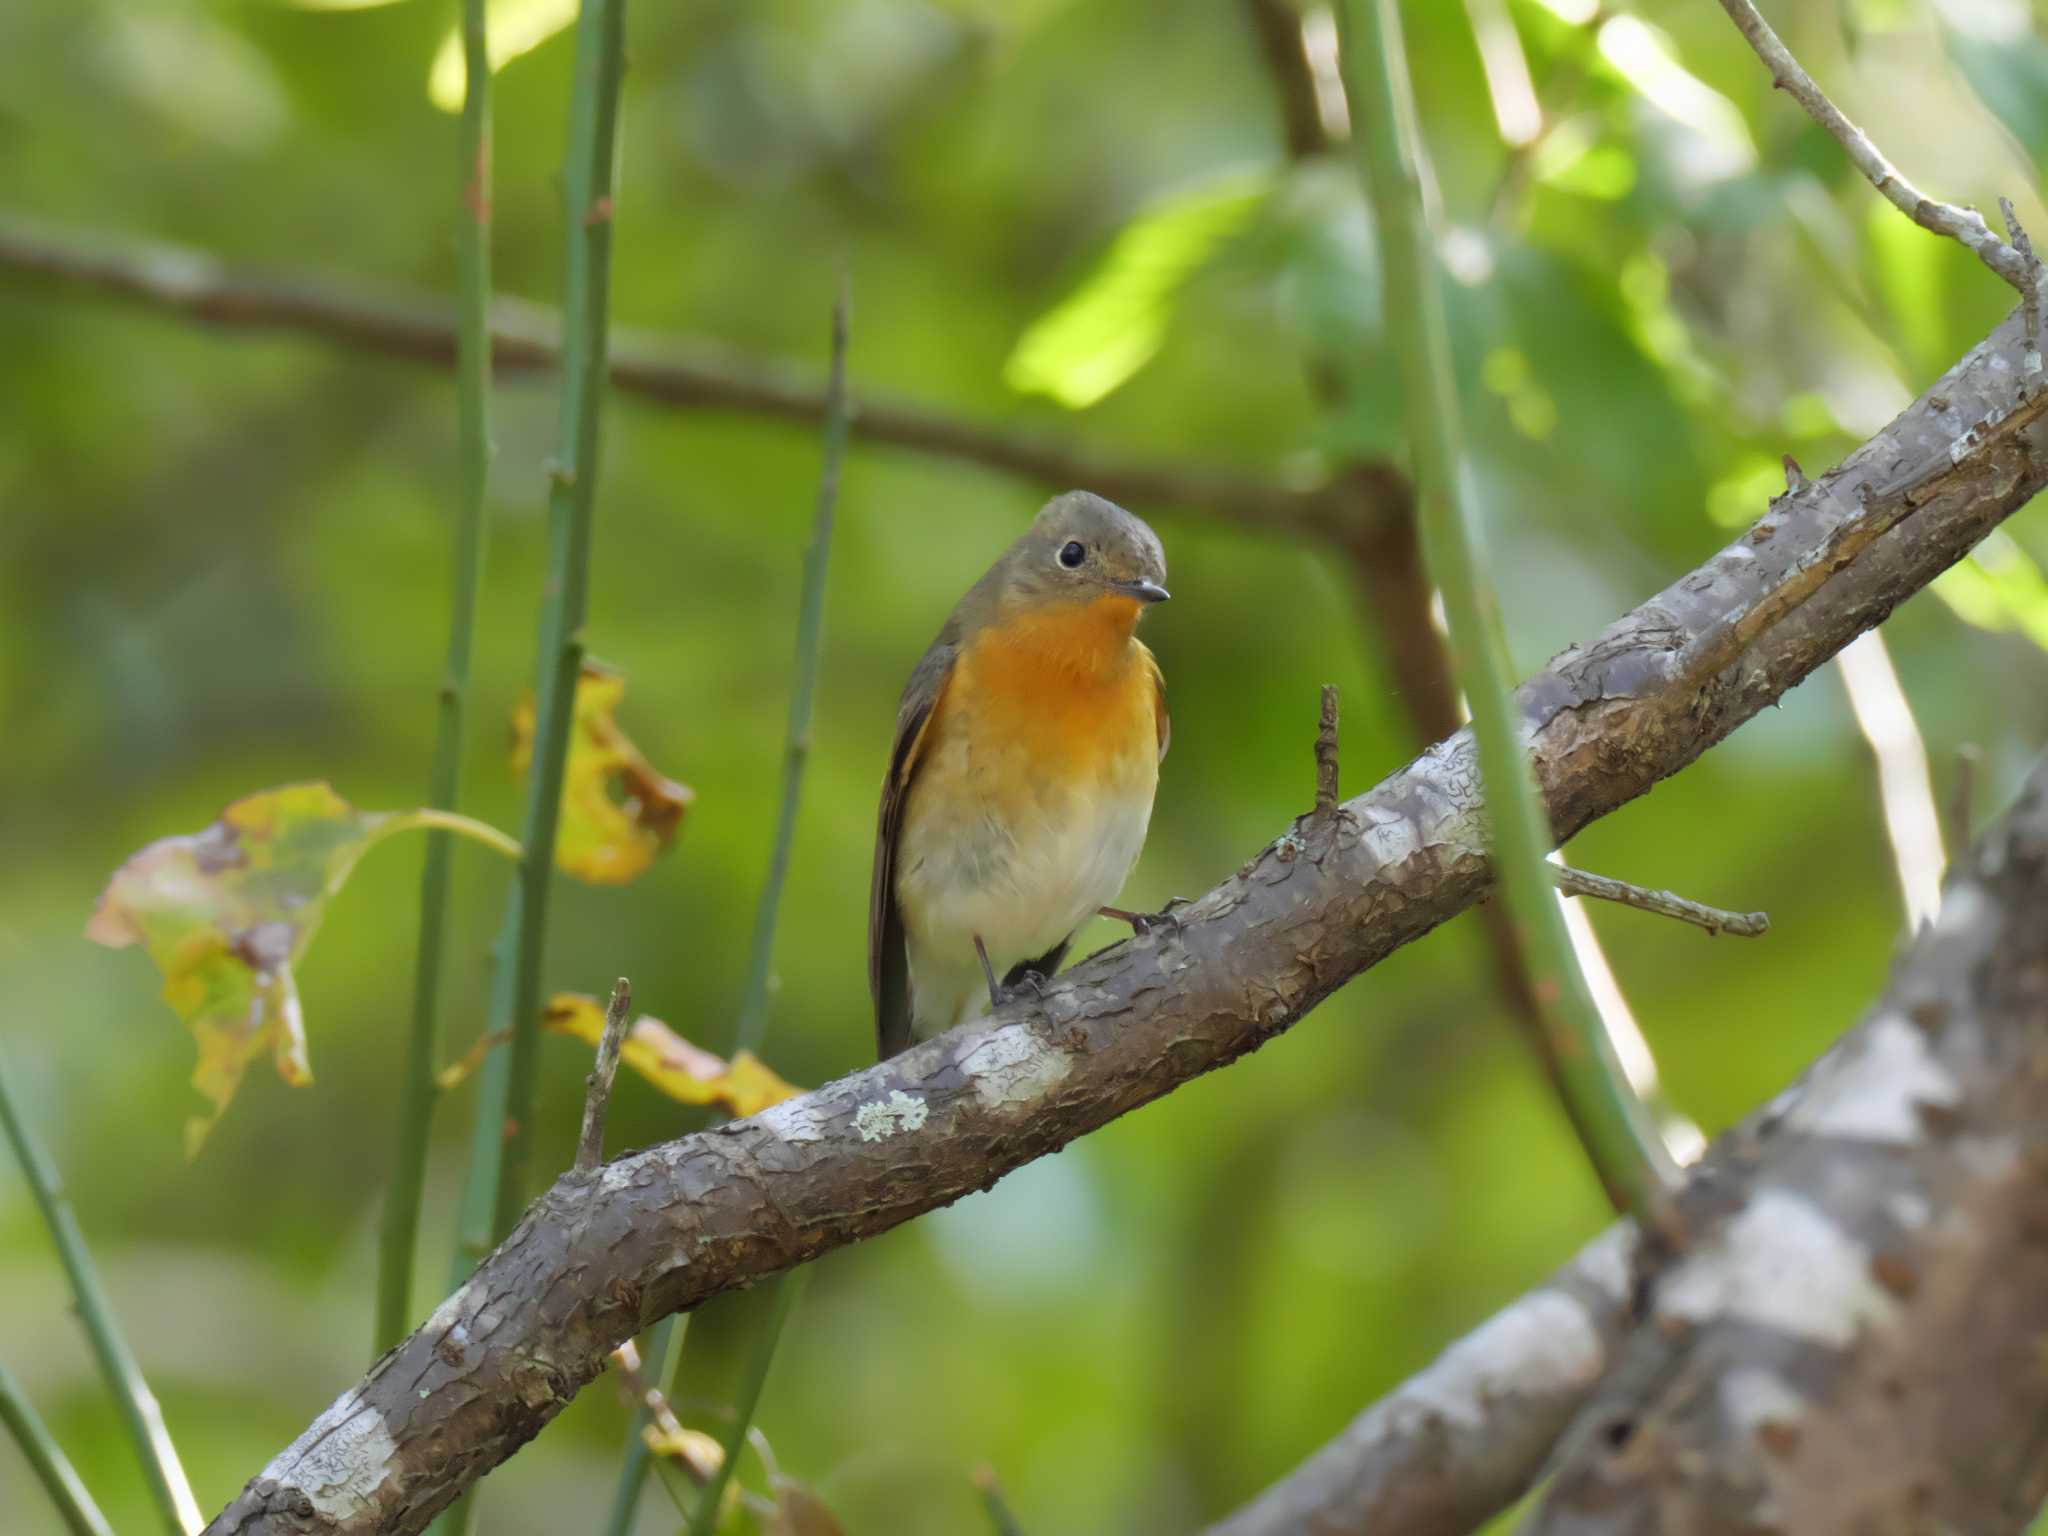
[869,491,1171,1059]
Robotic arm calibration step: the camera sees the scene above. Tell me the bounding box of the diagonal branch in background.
[1205,750,2048,1536]
[1714,0,2034,293]
[199,291,2048,1536]
[0,214,1363,540]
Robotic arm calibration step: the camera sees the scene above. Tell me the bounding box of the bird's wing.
[870,622,960,1059]
[1141,640,1170,762]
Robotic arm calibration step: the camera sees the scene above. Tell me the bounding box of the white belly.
[896,766,1155,1035]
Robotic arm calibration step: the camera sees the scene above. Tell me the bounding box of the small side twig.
[574,977,632,1175]
[974,1465,1029,1536]
[1550,865,1769,938]
[1313,683,1341,814]
[1714,0,2031,291]
[2000,198,2043,373]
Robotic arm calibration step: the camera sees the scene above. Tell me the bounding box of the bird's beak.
[1117,579,1171,604]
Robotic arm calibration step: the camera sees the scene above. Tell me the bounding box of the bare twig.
[1549,865,1768,938]
[1314,683,1341,814]
[1714,0,2031,290]
[573,978,632,1175]
[0,214,1360,537]
[2000,197,2043,371]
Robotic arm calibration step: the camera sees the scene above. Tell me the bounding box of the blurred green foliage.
[3,0,2047,1532]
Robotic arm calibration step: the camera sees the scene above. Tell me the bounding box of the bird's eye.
[1058,540,1086,569]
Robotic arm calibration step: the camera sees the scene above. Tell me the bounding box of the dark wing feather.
[1143,640,1170,761]
[870,621,960,1059]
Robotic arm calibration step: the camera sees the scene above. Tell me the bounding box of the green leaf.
[87,782,519,1155]
[1944,23,2048,165]
[427,0,576,113]
[1004,170,1273,409]
[1932,530,2048,652]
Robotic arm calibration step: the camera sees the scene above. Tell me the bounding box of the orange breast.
[945,596,1159,779]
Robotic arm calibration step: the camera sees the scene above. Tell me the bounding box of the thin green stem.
[974,1467,1028,1536]
[684,1268,808,1536]
[375,0,496,1358]
[1335,0,1675,1219]
[0,1051,201,1535]
[425,907,518,1536]
[602,1314,684,1536]
[425,4,624,1523]
[734,283,849,1053]
[0,1362,114,1536]
[491,0,629,1242]
[391,809,521,862]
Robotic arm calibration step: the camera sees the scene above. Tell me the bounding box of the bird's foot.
[975,934,1050,1013]
[1099,899,1190,939]
[990,967,1050,1011]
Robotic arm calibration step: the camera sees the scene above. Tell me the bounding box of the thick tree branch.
[0,213,1361,538]
[1528,755,2048,1534]
[199,293,2048,1536]
[1203,1224,1641,1536]
[1206,752,2048,1536]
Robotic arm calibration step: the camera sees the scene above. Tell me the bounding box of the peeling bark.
[205,306,2048,1536]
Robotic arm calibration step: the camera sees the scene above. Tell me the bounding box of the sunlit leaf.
[1593,15,1755,181]
[1943,18,2048,164]
[1004,170,1273,409]
[87,783,520,1155]
[1932,530,2048,652]
[427,0,576,113]
[512,660,694,885]
[543,994,800,1118]
[644,1423,726,1481]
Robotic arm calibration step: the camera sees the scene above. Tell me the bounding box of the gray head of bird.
[989,490,1170,618]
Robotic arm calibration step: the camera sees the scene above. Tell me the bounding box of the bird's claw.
[1102,898,1190,939]
[990,968,1048,1011]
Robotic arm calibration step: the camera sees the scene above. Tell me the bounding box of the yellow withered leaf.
[543,994,800,1119]
[512,661,694,885]
[88,782,519,1155]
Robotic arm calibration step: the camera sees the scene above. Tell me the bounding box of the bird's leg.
[1098,898,1190,939]
[974,935,1001,1008]
[975,935,1048,1012]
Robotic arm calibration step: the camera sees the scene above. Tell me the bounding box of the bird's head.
[993,491,1169,620]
